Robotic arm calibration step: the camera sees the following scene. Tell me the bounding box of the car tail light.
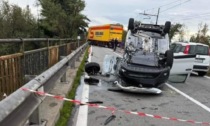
[209,49,210,56]
[184,45,190,54]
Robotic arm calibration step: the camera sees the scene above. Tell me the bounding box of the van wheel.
[165,50,173,69]
[85,62,100,75]
[128,18,134,30]
[164,21,171,34]
[198,72,207,76]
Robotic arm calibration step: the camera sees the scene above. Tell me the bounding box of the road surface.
[70,46,210,126]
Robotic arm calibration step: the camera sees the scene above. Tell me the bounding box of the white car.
[170,42,210,76]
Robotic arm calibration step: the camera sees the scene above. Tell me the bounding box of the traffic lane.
[168,74,210,109]
[87,46,210,126]
[87,86,210,126]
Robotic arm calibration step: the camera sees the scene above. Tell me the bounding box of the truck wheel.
[85,62,100,75]
[165,50,173,69]
[164,21,171,34]
[128,18,134,30]
[197,72,207,76]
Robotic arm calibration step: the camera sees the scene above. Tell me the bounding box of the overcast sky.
[8,0,210,39]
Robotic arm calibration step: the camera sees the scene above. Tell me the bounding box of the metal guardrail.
[0,42,88,126]
[0,38,84,99]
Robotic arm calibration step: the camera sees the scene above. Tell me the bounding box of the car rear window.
[189,45,209,55]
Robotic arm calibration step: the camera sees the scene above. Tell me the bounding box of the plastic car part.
[114,81,162,94]
[85,62,100,75]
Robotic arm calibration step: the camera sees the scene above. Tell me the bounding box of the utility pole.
[139,8,160,25]
[156,8,160,25]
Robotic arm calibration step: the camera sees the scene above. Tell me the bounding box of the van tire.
[128,18,134,30]
[165,50,173,69]
[85,62,100,75]
[164,21,171,34]
[197,71,207,76]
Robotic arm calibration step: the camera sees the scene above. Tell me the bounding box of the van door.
[168,54,196,83]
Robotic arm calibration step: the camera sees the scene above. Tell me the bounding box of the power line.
[169,12,210,21]
[160,0,191,13]
[144,0,182,12]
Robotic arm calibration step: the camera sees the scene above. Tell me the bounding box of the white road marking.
[113,48,210,112]
[114,49,210,112]
[75,46,92,126]
[166,83,210,113]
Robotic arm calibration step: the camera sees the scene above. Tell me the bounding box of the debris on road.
[104,115,116,125]
[84,77,99,85]
[80,101,103,105]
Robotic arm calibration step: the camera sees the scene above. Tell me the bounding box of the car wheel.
[164,21,171,34]
[197,71,207,76]
[165,50,174,69]
[85,62,100,75]
[128,18,134,30]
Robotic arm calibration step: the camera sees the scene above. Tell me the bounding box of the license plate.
[195,59,203,63]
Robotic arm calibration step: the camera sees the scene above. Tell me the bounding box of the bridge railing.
[0,38,85,100]
[0,38,88,126]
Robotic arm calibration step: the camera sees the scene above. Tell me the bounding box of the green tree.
[0,1,40,55]
[190,23,209,45]
[38,0,89,38]
[169,23,183,42]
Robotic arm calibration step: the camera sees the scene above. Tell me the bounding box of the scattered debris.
[86,101,103,104]
[107,87,123,92]
[84,77,99,85]
[80,100,103,105]
[104,115,116,125]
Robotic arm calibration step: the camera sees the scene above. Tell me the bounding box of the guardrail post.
[70,57,75,69]
[76,50,80,61]
[29,107,41,125]
[60,56,67,83]
[28,86,46,125]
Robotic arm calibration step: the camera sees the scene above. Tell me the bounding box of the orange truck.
[87,24,124,47]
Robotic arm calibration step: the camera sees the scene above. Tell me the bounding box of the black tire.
[85,62,100,75]
[197,71,207,76]
[165,50,174,69]
[164,21,171,34]
[128,18,134,30]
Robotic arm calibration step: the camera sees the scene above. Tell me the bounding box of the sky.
[7,0,210,40]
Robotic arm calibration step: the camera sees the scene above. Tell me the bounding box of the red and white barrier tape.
[21,88,210,125]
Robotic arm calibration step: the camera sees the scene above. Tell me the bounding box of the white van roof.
[172,41,209,47]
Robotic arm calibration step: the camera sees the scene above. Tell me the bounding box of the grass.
[55,46,89,126]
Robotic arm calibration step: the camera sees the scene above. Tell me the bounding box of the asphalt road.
[70,46,210,126]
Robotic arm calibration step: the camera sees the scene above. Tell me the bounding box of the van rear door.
[191,45,209,66]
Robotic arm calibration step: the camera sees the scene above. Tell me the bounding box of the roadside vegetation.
[0,0,89,55]
[55,47,88,126]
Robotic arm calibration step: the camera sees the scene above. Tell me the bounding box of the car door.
[168,53,196,83]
